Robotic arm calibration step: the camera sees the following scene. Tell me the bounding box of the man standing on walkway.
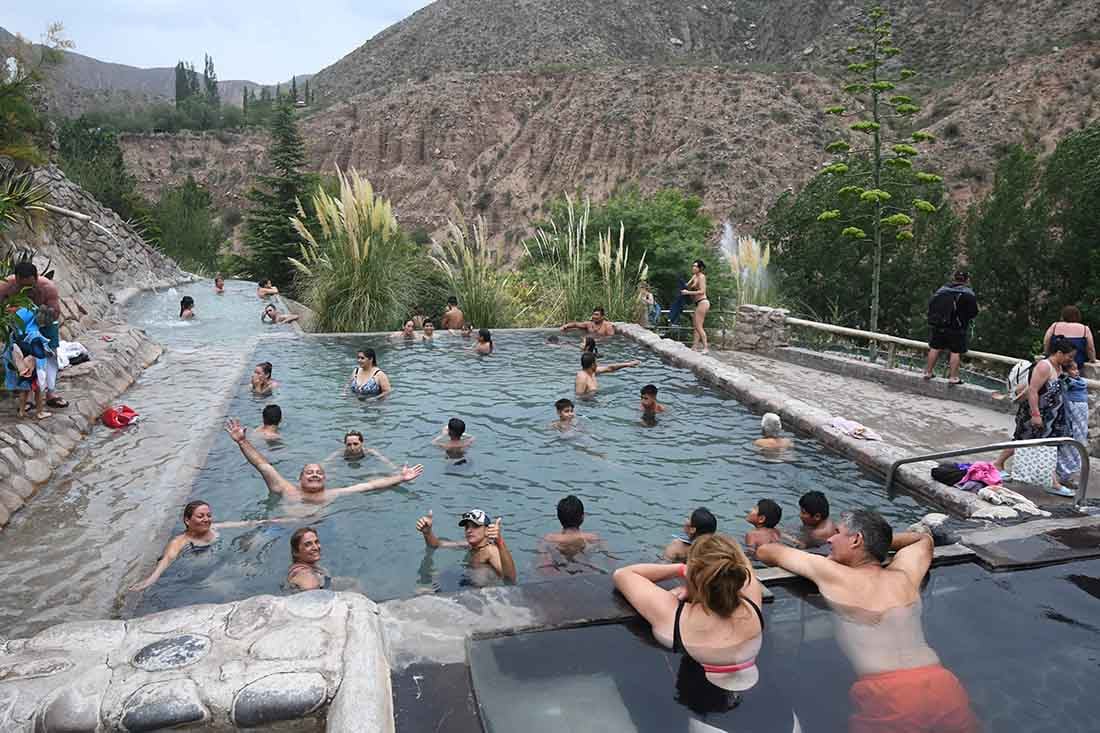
[0,261,69,408]
[923,270,979,385]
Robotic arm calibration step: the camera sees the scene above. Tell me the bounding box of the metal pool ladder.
[885,437,1092,511]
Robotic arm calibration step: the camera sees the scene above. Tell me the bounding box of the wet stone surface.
[232,672,328,728]
[131,633,211,671]
[283,589,337,619]
[225,595,277,639]
[121,680,208,733]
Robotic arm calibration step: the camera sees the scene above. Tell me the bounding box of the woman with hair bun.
[1043,304,1095,369]
[613,533,765,693]
[682,259,710,353]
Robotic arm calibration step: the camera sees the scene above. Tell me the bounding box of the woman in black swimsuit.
[128,500,292,592]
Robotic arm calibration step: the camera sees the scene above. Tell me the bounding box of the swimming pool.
[132,329,922,612]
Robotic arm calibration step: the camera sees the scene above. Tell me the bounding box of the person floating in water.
[256,278,279,298]
[256,404,282,440]
[432,418,475,460]
[128,500,294,592]
[757,511,980,733]
[474,328,493,354]
[640,383,665,414]
[261,303,301,325]
[745,499,783,550]
[286,526,330,591]
[250,361,277,396]
[225,418,423,505]
[663,507,717,562]
[797,490,837,548]
[415,509,517,583]
[346,348,391,398]
[179,296,195,319]
[441,296,465,330]
[575,352,640,395]
[214,275,225,294]
[753,413,793,451]
[324,430,397,469]
[561,306,615,339]
[536,494,612,576]
[551,398,576,430]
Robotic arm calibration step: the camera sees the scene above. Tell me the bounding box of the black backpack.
[927,289,959,329]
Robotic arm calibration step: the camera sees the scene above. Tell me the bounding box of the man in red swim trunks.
[757,510,979,733]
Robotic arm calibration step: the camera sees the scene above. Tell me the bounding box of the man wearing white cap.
[415,509,517,583]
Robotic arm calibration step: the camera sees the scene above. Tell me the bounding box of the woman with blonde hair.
[613,533,765,692]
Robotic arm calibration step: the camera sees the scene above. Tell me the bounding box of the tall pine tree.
[242,95,308,289]
[203,54,219,106]
[291,76,298,102]
[303,79,310,105]
[174,61,191,105]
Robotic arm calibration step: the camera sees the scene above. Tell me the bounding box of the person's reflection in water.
[757,510,979,733]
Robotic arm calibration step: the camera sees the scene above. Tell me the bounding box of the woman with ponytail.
[613,533,766,692]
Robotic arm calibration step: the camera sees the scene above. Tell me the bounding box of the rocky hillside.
[310,0,1100,103]
[110,0,1100,246]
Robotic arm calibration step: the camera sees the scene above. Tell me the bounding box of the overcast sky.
[7,1,435,83]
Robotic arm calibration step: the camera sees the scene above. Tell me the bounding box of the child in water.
[745,499,783,549]
[432,417,475,459]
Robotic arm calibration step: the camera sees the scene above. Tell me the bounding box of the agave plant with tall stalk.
[597,222,648,322]
[289,168,421,332]
[429,210,522,328]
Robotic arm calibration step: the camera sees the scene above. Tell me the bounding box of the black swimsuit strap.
[673,599,686,653]
[743,595,765,631]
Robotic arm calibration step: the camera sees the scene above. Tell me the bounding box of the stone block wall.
[730,304,789,351]
[0,591,393,732]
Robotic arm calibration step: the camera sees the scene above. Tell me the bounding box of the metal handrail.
[886,437,1091,509]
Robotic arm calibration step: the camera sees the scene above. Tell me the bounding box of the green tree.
[817,4,943,336]
[1045,123,1100,315]
[303,79,310,105]
[0,23,70,164]
[291,76,298,102]
[243,95,309,289]
[203,54,220,107]
[762,159,956,336]
[174,61,191,105]
[56,118,152,224]
[153,176,223,271]
[965,146,1051,356]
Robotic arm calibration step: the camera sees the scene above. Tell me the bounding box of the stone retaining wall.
[0,591,392,733]
[730,304,790,351]
[617,322,1010,519]
[0,325,162,529]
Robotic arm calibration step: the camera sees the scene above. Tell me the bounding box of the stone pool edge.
[615,322,992,519]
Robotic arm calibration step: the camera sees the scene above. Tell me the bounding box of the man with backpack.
[923,270,979,384]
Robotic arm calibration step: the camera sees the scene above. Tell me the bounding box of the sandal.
[947,379,963,386]
[46,396,69,408]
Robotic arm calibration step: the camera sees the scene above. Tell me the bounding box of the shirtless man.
[551,398,576,431]
[431,418,475,460]
[256,279,279,298]
[415,509,517,583]
[225,418,423,505]
[262,304,300,325]
[753,413,793,451]
[561,306,615,339]
[0,261,67,408]
[256,404,282,440]
[441,297,465,329]
[662,506,717,562]
[537,495,611,576]
[757,510,979,733]
[575,352,640,396]
[798,490,837,548]
[640,384,666,414]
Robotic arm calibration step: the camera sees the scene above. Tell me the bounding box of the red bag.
[101,405,139,428]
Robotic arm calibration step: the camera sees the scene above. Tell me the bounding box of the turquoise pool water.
[134,331,922,611]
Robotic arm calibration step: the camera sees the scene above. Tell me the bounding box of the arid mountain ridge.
[41,1,1100,245]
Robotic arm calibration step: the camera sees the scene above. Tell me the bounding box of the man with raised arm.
[561,306,616,338]
[575,352,640,395]
[756,510,978,733]
[415,509,517,583]
[224,418,423,504]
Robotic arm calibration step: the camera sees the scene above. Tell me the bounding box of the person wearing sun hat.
[415,508,517,583]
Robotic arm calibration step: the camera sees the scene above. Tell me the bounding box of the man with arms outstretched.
[225,418,422,504]
[757,510,978,733]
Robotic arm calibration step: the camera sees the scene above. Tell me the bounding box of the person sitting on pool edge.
[287,526,330,591]
[224,418,423,504]
[798,490,837,548]
[640,383,665,414]
[256,404,282,440]
[664,507,718,562]
[551,398,576,430]
[251,361,277,396]
[575,352,641,396]
[756,511,979,732]
[432,418,474,460]
[745,499,782,550]
[128,499,295,592]
[753,413,793,451]
[415,509,517,583]
[261,303,301,325]
[561,306,615,338]
[324,430,397,469]
[257,278,279,298]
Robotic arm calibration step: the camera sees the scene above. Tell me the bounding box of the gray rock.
[283,590,336,619]
[131,633,211,671]
[120,679,208,733]
[225,596,277,639]
[39,685,99,733]
[232,672,328,728]
[0,656,73,681]
[250,625,332,661]
[0,489,21,513]
[24,458,51,484]
[30,620,126,652]
[135,604,222,634]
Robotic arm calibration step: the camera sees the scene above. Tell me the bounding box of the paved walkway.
[711,348,1090,509]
